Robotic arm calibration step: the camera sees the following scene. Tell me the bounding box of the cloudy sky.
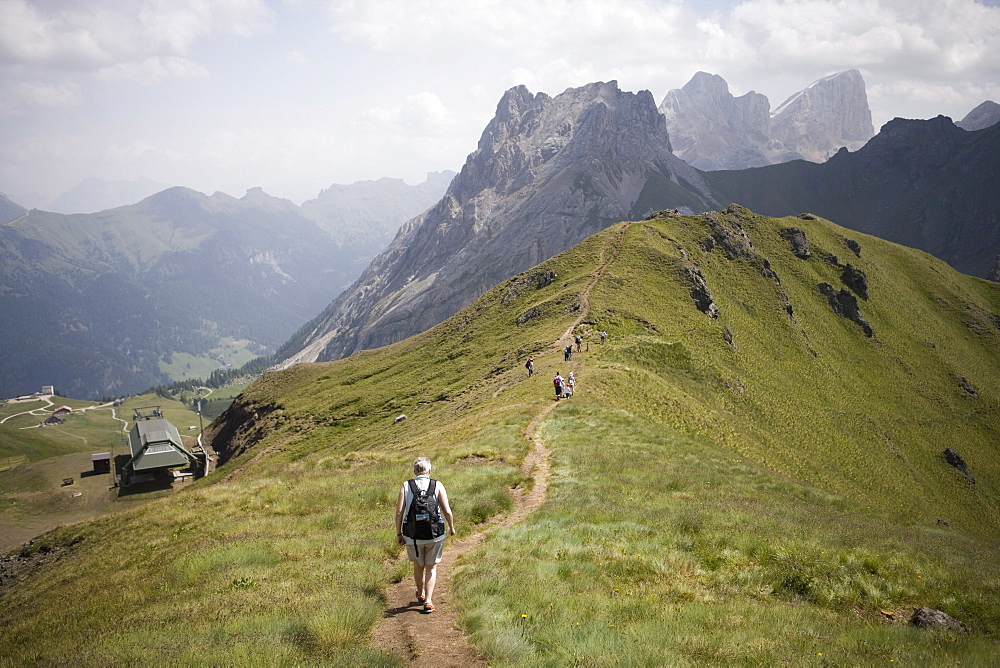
[2,0,998,207]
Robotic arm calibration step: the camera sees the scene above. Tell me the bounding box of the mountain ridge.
[703,115,1000,278]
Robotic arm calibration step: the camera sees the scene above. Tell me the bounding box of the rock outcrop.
[819,283,874,337]
[944,447,975,483]
[279,82,719,365]
[659,70,874,170]
[910,607,969,632]
[781,227,811,259]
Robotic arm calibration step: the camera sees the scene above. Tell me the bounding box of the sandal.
[423,603,436,613]
[415,590,426,604]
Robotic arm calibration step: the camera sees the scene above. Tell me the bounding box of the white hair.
[413,457,432,475]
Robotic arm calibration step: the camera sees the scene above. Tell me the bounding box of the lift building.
[122,407,204,485]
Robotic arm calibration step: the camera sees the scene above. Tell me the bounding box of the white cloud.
[726,0,999,79]
[362,92,454,136]
[326,0,999,103]
[96,56,211,86]
[17,80,83,109]
[0,0,272,72]
[287,49,310,65]
[4,0,1000,205]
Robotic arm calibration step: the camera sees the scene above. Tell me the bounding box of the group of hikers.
[393,331,612,616]
[525,356,578,399]
[525,330,608,399]
[553,370,575,399]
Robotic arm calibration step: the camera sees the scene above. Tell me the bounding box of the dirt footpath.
[371,402,555,665]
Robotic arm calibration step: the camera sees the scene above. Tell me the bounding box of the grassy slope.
[1,208,998,665]
[456,209,1000,664]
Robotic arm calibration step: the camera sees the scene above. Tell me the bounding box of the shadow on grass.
[113,454,177,497]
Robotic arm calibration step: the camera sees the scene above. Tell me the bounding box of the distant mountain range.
[0,174,452,398]
[5,68,999,396]
[659,69,875,170]
[47,177,171,215]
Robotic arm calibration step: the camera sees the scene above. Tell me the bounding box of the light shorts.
[406,539,445,565]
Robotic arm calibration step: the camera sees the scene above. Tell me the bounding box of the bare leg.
[413,563,425,599]
[423,564,438,605]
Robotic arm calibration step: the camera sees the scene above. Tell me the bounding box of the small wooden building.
[91,452,111,474]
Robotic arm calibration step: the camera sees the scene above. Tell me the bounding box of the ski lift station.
[121,406,205,486]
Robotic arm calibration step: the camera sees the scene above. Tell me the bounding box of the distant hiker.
[575,335,583,352]
[564,345,572,362]
[396,457,455,613]
[553,372,564,399]
[525,356,534,377]
[565,372,576,397]
[600,331,607,344]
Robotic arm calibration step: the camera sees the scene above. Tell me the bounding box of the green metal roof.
[128,417,193,471]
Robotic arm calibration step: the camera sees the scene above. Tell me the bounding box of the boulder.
[910,607,969,632]
[781,227,811,259]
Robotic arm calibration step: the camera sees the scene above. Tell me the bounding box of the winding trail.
[371,222,632,664]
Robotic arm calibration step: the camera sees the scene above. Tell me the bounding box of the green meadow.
[158,337,263,382]
[1,208,998,664]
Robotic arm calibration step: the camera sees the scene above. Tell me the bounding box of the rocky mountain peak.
[464,81,669,199]
[685,71,729,96]
[660,69,875,170]
[770,69,874,162]
[957,100,1000,131]
[279,82,716,366]
[660,72,772,170]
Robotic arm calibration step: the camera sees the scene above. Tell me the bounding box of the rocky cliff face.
[956,101,1000,131]
[770,70,875,163]
[659,70,874,170]
[279,82,719,365]
[659,72,777,170]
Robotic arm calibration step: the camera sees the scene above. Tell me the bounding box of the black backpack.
[403,479,444,540]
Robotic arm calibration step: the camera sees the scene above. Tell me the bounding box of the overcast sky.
[2,0,999,206]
